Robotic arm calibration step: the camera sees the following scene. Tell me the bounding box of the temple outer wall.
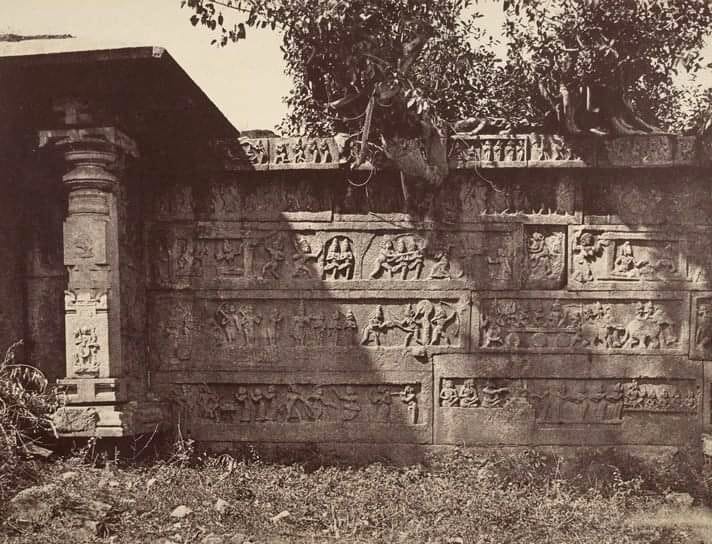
[11,128,712,463]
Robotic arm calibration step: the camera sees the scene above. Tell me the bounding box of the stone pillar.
[39,128,162,437]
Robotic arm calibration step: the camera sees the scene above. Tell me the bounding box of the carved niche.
[523,228,565,288]
[479,294,687,353]
[65,290,109,377]
[569,227,686,288]
[692,294,712,360]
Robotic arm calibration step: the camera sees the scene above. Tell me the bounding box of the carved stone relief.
[169,383,421,425]
[570,227,687,288]
[150,294,470,369]
[691,294,712,360]
[523,228,565,288]
[439,378,698,423]
[65,290,109,377]
[479,295,687,353]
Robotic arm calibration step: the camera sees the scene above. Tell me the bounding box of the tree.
[503,0,712,135]
[183,0,712,152]
[182,0,525,185]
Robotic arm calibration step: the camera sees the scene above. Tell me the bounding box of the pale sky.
[1,1,709,132]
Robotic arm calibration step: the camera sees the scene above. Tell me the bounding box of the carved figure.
[504,139,516,161]
[235,386,253,422]
[402,238,424,280]
[323,237,354,280]
[369,386,393,420]
[614,241,638,275]
[361,305,388,346]
[400,385,418,424]
[480,315,503,348]
[261,235,285,279]
[216,303,242,344]
[430,302,457,346]
[292,301,311,347]
[480,380,509,408]
[317,139,332,163]
[342,309,358,346]
[440,379,460,407]
[286,384,314,420]
[292,238,318,278]
[308,385,339,420]
[292,139,306,163]
[264,309,282,347]
[459,379,480,407]
[695,302,712,353]
[572,231,609,284]
[306,140,319,162]
[369,240,396,279]
[428,248,453,280]
[335,386,361,421]
[239,305,262,346]
[274,143,290,164]
[481,140,493,161]
[73,326,100,374]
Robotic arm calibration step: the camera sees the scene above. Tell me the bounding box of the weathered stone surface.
[158,370,432,444]
[434,354,701,447]
[10,84,710,461]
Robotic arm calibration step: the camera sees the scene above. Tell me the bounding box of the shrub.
[0,340,59,499]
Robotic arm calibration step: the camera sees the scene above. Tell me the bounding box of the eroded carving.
[169,383,421,425]
[524,230,565,288]
[480,298,682,352]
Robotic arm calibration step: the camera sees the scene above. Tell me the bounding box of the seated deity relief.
[570,228,685,288]
[480,298,682,352]
[439,378,699,424]
[168,382,421,426]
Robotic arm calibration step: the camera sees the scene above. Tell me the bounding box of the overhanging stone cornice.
[210,133,712,172]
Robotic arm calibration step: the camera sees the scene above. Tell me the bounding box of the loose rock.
[170,505,193,518]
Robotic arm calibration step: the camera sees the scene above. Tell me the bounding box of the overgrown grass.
[1,443,710,543]
[0,340,58,501]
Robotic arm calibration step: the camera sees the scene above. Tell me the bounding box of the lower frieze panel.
[155,371,432,444]
[434,354,702,447]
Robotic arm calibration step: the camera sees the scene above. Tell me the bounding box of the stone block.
[147,220,525,290]
[477,291,689,354]
[156,370,432,445]
[149,290,471,373]
[64,290,110,378]
[568,225,700,290]
[434,353,701,447]
[599,135,675,167]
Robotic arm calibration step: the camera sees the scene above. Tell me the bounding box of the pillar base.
[51,400,165,438]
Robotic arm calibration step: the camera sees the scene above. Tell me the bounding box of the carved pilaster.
[39,127,161,437]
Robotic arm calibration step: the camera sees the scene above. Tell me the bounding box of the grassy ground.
[2,444,712,544]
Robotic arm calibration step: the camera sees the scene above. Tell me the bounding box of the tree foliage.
[504,0,712,134]
[183,0,712,142]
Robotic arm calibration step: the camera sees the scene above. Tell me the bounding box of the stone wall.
[143,146,709,459]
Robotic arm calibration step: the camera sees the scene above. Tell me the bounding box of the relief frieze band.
[477,291,689,354]
[157,371,432,444]
[438,378,699,423]
[148,222,526,290]
[149,291,471,370]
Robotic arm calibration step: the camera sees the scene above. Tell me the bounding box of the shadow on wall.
[139,156,707,464]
